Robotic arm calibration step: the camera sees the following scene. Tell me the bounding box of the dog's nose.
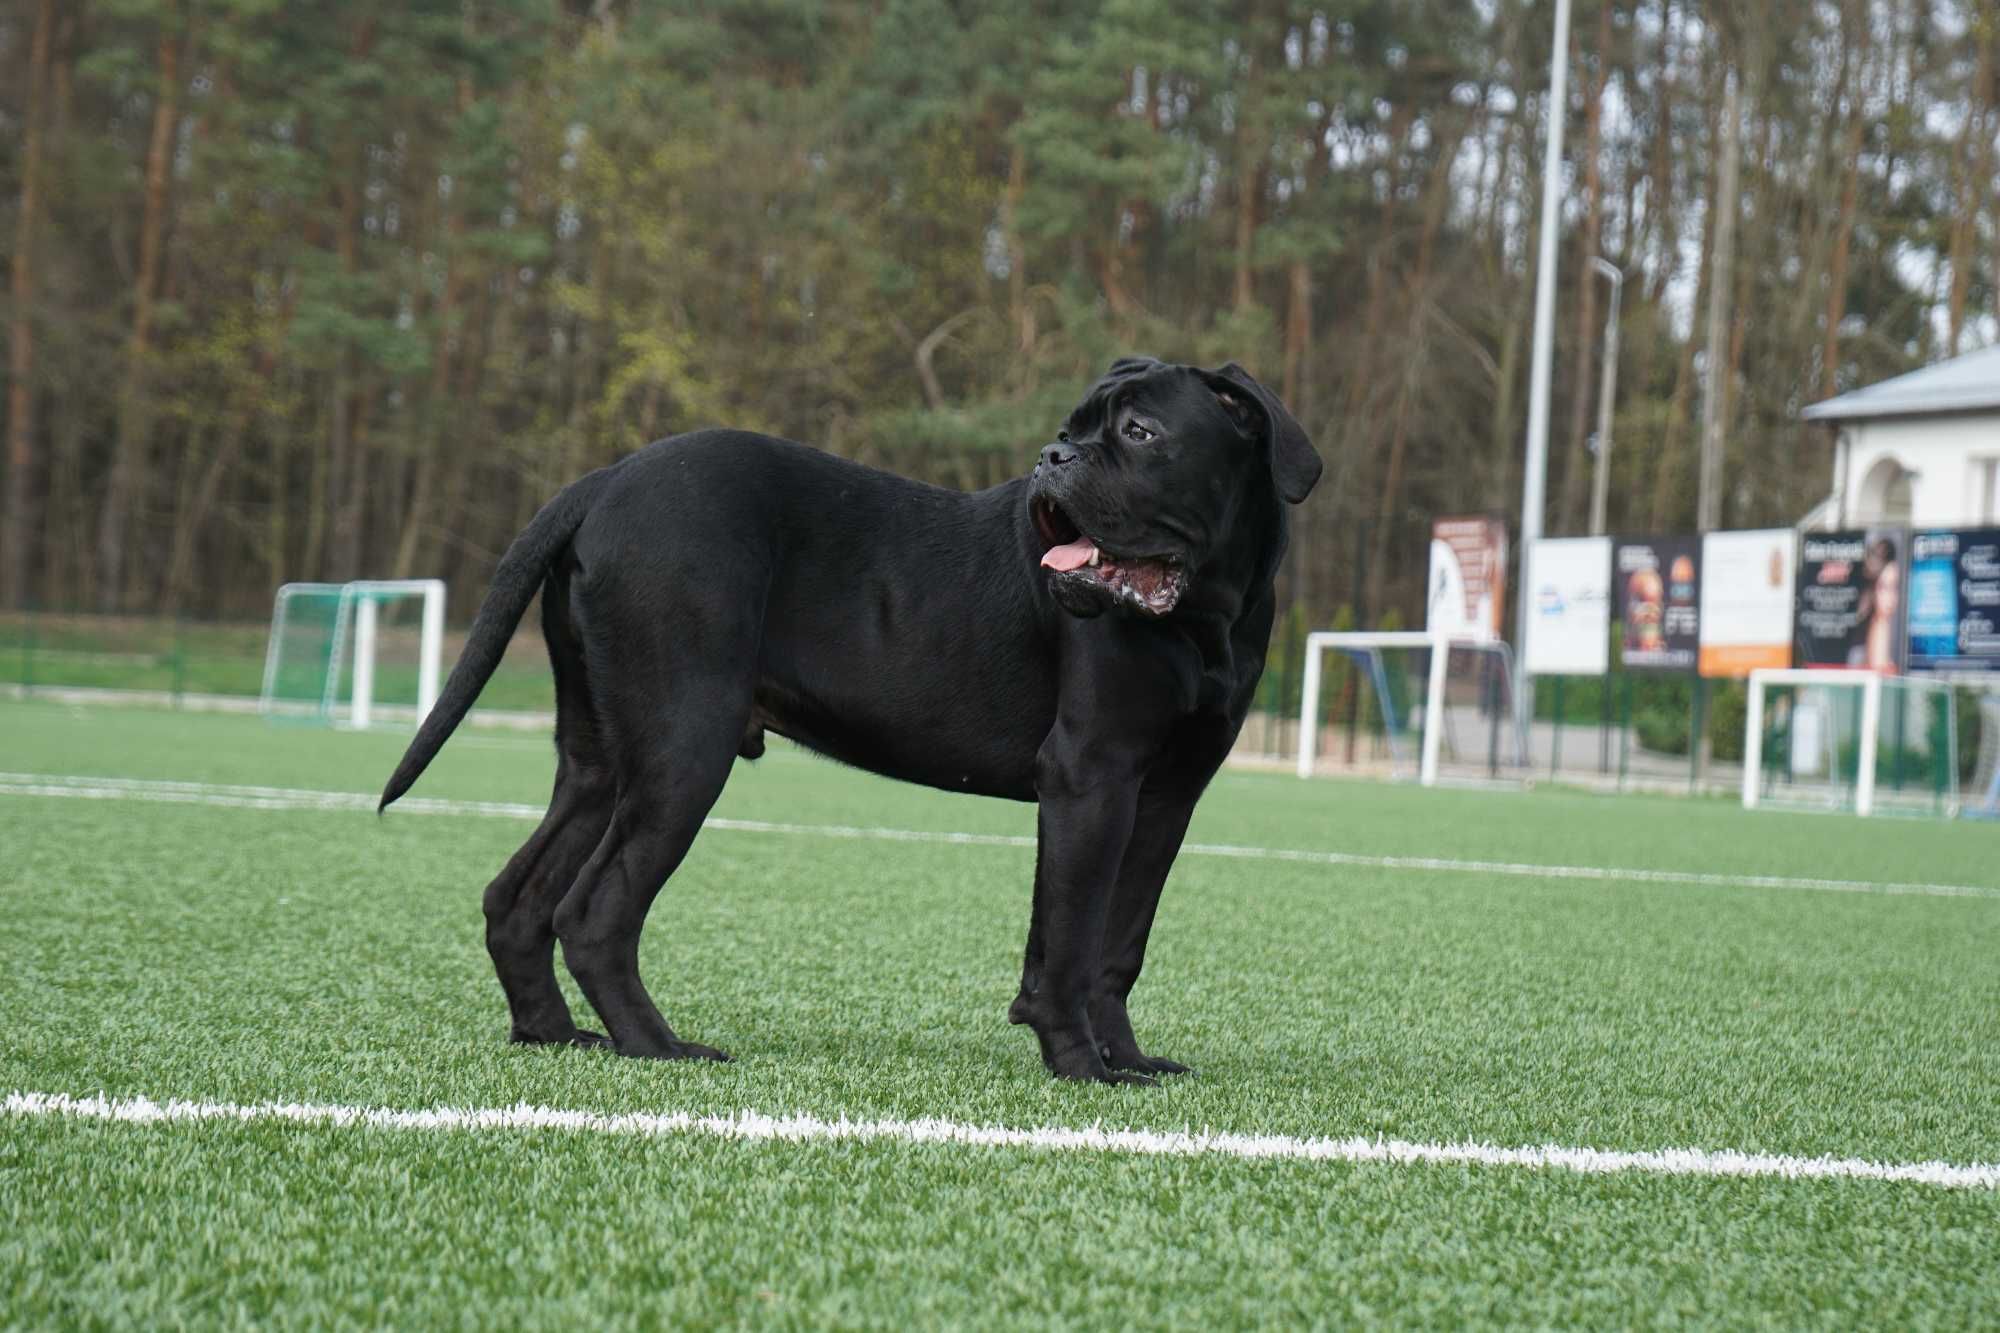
[1041,440,1076,469]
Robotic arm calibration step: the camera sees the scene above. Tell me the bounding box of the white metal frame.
[1964,693,2000,819]
[261,579,446,729]
[1297,630,1519,787]
[1743,668,1957,818]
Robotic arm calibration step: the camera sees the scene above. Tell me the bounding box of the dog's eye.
[1123,421,1154,443]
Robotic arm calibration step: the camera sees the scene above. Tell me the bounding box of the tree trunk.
[1557,0,1614,534]
[1990,26,2000,350]
[1365,124,1459,610]
[1098,235,1139,321]
[1281,261,1310,411]
[1644,0,1679,308]
[1487,283,1530,513]
[1820,21,1871,399]
[1335,107,1415,526]
[1695,63,1741,534]
[95,24,182,611]
[1232,52,1262,313]
[1650,91,1719,532]
[321,18,376,583]
[3,0,55,609]
[161,284,298,613]
[1002,142,1032,356]
[1947,21,1992,355]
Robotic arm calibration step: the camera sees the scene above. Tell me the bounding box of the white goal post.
[1741,668,1957,818]
[1971,695,2000,820]
[1296,630,1520,786]
[260,579,446,729]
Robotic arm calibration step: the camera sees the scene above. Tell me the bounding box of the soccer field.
[3,697,1998,1327]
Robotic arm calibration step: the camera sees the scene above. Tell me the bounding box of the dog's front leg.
[1089,788,1199,1076]
[1009,776,1152,1084]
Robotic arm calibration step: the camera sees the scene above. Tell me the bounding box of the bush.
[1706,681,1747,763]
[1957,688,1986,786]
[1634,706,1690,756]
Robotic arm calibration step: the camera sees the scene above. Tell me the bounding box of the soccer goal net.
[1295,631,1526,786]
[260,580,445,729]
[1741,669,1958,818]
[1963,693,2000,821]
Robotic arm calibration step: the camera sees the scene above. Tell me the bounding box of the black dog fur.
[380,356,1320,1084]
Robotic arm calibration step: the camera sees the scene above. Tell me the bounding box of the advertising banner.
[1523,537,1611,676]
[1426,516,1508,642]
[1795,527,1908,673]
[1907,527,2000,674]
[1697,529,1795,678]
[1614,536,1701,671]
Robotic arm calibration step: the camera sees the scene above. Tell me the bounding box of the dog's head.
[1027,356,1321,618]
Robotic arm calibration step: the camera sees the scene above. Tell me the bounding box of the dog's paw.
[1043,1046,1159,1087]
[1065,1067,1158,1087]
[1103,1046,1192,1077]
[618,1037,734,1063]
[510,1025,611,1049]
[1103,1069,1160,1086]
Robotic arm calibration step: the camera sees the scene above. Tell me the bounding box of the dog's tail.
[378,464,617,812]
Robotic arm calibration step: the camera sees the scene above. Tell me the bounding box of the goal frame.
[1741,668,1957,818]
[1971,694,2000,820]
[260,579,446,729]
[1296,630,1522,786]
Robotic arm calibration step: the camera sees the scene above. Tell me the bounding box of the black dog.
[380,356,1320,1084]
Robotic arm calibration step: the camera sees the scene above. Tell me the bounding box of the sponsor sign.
[1426,516,1508,642]
[1523,537,1612,676]
[1794,527,1908,673]
[1907,527,2000,674]
[1614,536,1701,671]
[1697,529,1795,677]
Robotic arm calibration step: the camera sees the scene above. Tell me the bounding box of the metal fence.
[1,608,555,716]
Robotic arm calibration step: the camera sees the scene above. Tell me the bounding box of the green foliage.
[2,0,1994,626]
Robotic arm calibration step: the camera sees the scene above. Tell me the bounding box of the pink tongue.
[1041,538,1099,572]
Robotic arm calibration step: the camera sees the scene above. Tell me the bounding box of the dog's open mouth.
[1033,499,1187,616]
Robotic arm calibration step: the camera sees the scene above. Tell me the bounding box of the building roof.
[1802,344,2000,422]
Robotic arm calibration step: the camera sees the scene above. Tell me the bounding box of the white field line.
[1,771,1994,903]
[5,1090,1996,1191]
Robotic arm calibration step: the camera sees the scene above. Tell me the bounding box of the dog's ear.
[1199,362,1322,504]
[1105,355,1163,378]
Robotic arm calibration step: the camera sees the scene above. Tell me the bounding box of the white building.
[1801,344,2000,529]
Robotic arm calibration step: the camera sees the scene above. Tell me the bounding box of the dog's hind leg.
[482,760,612,1046]
[551,715,742,1061]
[550,566,757,1061]
[481,570,614,1046]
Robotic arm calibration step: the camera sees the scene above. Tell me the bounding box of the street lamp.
[1512,0,1574,736]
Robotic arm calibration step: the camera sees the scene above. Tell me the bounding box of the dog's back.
[569,430,1056,797]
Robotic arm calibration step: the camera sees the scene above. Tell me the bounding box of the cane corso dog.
[380,356,1320,1084]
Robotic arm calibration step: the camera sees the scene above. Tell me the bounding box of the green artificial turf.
[3,696,1998,1327]
[0,612,557,712]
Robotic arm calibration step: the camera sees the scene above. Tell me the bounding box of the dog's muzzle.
[1032,495,1188,617]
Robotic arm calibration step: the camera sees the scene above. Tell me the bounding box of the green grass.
[3,697,1999,1327]
[0,611,557,711]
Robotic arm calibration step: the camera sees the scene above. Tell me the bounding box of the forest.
[2,0,1996,627]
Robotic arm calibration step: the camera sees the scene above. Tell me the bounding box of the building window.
[1977,458,2000,525]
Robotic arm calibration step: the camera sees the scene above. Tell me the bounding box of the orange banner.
[1698,643,1790,677]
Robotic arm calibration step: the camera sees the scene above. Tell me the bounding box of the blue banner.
[1907,528,2000,674]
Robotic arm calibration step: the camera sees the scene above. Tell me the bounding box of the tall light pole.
[1587,256,1623,536]
[1513,0,1573,735]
